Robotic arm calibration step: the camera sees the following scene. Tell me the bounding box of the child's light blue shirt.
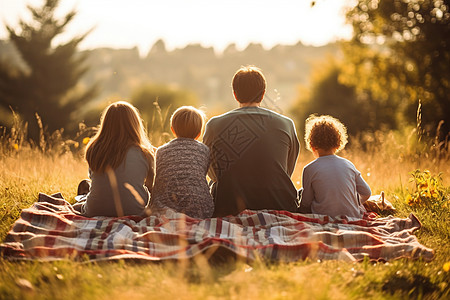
[299,154,371,218]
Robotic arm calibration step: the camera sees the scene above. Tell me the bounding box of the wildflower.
[419,182,428,190]
[82,137,90,145]
[405,169,448,213]
[405,194,413,205]
[13,143,19,151]
[444,262,450,272]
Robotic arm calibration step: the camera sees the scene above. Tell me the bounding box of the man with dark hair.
[204,66,300,217]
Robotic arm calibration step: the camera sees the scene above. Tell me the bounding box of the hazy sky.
[0,0,355,55]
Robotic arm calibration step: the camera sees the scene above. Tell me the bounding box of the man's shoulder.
[205,109,240,131]
[260,107,293,119]
[255,108,297,129]
[207,107,295,125]
[207,109,239,121]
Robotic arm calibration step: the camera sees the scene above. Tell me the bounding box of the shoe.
[77,179,91,195]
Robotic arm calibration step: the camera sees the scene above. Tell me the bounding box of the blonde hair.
[170,106,206,139]
[304,114,348,153]
[232,66,266,103]
[85,101,154,173]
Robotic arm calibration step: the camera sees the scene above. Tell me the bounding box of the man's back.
[203,106,300,217]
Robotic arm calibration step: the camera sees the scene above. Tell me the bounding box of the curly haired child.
[299,114,371,218]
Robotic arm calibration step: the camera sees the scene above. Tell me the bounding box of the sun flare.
[0,0,354,55]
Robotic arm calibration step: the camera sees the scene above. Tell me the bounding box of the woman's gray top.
[82,146,151,217]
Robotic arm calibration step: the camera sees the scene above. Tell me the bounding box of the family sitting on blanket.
[74,66,371,219]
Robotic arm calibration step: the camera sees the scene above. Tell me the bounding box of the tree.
[341,0,450,139]
[0,0,97,140]
[130,83,199,145]
[290,58,397,139]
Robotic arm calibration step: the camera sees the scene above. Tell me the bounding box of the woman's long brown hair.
[85,101,154,173]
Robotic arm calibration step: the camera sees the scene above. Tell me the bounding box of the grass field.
[0,125,449,299]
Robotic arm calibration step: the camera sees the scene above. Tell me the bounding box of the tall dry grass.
[1,109,449,299]
[2,107,449,208]
[293,123,450,193]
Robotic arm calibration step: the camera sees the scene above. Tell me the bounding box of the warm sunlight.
[0,0,354,55]
[1,1,449,298]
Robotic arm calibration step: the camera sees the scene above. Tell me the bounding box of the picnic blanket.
[0,193,434,263]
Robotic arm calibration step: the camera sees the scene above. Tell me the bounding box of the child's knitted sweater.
[151,138,213,219]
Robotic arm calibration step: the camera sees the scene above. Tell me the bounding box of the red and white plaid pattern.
[0,193,434,262]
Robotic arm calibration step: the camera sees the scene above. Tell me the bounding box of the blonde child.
[74,101,154,217]
[151,106,214,219]
[299,114,371,218]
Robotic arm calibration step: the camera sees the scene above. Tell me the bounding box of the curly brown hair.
[304,114,348,153]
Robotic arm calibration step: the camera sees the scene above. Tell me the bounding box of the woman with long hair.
[74,101,154,217]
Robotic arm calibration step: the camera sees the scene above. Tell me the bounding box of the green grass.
[1,135,449,299]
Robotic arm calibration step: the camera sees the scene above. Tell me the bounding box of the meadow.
[0,119,449,300]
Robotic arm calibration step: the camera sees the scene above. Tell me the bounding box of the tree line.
[292,0,449,143]
[1,0,449,145]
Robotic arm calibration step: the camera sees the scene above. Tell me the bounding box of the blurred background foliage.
[343,0,449,139]
[0,0,449,148]
[292,0,449,145]
[130,83,199,145]
[0,0,98,141]
[290,57,398,138]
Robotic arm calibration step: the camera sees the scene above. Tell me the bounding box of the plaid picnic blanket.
[0,193,434,262]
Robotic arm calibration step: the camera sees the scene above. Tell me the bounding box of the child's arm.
[298,168,313,213]
[287,120,300,176]
[143,150,155,193]
[203,127,217,182]
[356,173,371,203]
